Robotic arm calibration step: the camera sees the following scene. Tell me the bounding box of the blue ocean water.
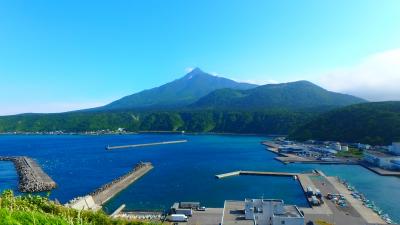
[0,134,399,222]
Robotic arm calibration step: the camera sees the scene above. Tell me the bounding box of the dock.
[215,170,298,179]
[261,141,280,150]
[106,140,187,150]
[0,156,56,192]
[360,162,400,177]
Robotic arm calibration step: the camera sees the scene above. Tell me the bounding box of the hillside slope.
[98,68,257,110]
[191,80,366,110]
[0,110,314,135]
[289,101,400,145]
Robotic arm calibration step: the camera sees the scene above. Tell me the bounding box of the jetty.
[215,170,298,179]
[67,162,153,210]
[106,140,187,150]
[91,162,153,205]
[0,156,56,192]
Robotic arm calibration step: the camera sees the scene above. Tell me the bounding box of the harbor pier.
[0,156,56,192]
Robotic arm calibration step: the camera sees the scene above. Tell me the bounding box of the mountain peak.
[183,67,210,80]
[99,68,257,111]
[189,67,203,73]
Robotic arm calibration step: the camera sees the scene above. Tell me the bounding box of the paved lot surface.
[301,173,386,225]
[170,208,223,225]
[188,208,223,225]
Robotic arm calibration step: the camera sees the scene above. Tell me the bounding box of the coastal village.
[2,137,400,225]
[264,138,400,175]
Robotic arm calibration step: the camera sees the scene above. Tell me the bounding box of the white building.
[225,199,304,225]
[389,142,400,156]
[358,143,371,150]
[341,145,349,152]
[330,142,342,151]
[222,199,304,225]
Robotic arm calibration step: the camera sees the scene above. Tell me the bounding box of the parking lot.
[170,208,223,225]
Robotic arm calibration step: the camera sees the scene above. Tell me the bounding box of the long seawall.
[90,162,153,205]
[215,170,298,179]
[106,140,187,150]
[0,156,56,192]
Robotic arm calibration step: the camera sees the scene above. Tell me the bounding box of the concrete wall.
[68,196,98,210]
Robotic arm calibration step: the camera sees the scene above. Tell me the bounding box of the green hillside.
[191,81,366,110]
[97,68,257,111]
[289,101,400,145]
[0,110,314,135]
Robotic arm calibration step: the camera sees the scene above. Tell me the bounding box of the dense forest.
[2,102,400,145]
[289,101,400,145]
[0,110,314,135]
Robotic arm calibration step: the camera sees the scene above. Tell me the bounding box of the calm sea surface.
[0,134,399,222]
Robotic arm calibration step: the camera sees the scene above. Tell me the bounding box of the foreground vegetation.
[0,190,158,225]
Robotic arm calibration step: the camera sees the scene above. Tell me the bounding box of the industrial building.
[221,199,304,225]
[363,151,400,171]
[389,142,400,156]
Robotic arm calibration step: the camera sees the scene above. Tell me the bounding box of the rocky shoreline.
[0,156,56,192]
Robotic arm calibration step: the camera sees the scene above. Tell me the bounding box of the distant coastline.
[0,130,282,137]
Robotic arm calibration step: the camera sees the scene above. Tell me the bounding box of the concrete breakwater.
[67,162,153,211]
[90,162,153,205]
[215,170,298,179]
[106,140,187,150]
[0,156,56,192]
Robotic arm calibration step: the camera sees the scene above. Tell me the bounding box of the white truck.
[168,214,188,222]
[175,208,193,216]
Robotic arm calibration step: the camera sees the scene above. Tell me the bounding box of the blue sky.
[1,0,400,115]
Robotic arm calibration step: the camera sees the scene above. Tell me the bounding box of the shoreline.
[262,141,400,177]
[0,131,283,137]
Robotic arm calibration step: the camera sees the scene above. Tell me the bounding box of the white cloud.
[316,48,400,101]
[0,100,110,116]
[233,78,279,85]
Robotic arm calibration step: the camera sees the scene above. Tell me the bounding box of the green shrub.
[0,190,160,225]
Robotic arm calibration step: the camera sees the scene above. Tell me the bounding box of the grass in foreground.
[0,190,160,225]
